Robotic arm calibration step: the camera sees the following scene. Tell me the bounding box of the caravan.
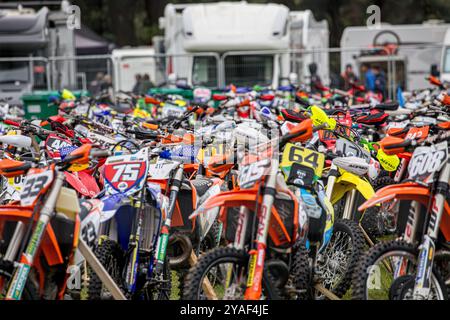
[341,21,450,93]
[158,1,329,88]
[0,2,76,103]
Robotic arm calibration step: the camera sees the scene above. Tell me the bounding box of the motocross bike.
[0,144,125,300]
[352,130,450,300]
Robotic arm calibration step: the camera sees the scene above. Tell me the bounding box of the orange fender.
[359,182,432,211]
[202,188,260,210]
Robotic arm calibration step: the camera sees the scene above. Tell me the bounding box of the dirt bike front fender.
[331,171,375,205]
[194,188,260,212]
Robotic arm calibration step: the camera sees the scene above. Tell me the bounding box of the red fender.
[64,171,91,197]
[77,171,100,197]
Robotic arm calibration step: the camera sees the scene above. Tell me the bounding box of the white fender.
[0,135,32,148]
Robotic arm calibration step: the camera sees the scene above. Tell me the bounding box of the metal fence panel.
[0,44,443,101]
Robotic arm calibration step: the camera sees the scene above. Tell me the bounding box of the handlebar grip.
[4,119,20,127]
[62,153,84,164]
[2,163,32,173]
[383,139,412,150]
[90,149,111,159]
[18,156,40,163]
[313,123,328,132]
[280,129,307,146]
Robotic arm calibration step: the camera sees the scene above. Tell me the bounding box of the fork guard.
[358,183,450,241]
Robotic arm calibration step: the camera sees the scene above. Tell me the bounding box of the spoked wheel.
[352,240,448,300]
[315,219,365,298]
[182,247,281,300]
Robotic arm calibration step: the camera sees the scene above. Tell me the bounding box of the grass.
[170,271,180,300]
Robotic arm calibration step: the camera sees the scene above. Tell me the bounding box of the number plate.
[405,126,429,141]
[162,104,186,118]
[238,158,271,189]
[86,131,117,146]
[408,141,448,183]
[20,170,54,207]
[8,175,25,192]
[104,148,149,195]
[45,134,73,159]
[148,159,179,180]
[281,143,325,177]
[335,139,371,163]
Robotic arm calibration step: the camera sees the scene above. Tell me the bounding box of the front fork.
[124,192,144,292]
[412,161,449,299]
[154,164,184,275]
[5,172,65,300]
[244,159,279,300]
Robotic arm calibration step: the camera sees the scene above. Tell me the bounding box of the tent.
[75,24,114,55]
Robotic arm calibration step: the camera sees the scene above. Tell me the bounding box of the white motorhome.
[158,1,329,88]
[112,47,165,93]
[441,28,450,84]
[341,21,450,93]
[0,1,76,103]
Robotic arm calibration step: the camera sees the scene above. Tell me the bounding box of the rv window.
[444,47,450,73]
[192,56,218,87]
[0,61,29,84]
[224,55,273,87]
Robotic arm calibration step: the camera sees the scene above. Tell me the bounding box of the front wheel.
[182,247,281,300]
[315,219,365,298]
[352,240,448,300]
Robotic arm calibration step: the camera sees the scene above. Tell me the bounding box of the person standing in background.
[140,74,154,95]
[89,72,104,95]
[132,74,142,95]
[373,65,387,98]
[341,64,358,90]
[100,74,114,100]
[361,64,376,92]
[308,63,323,94]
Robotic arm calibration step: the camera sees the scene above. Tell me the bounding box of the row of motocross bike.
[0,76,448,300]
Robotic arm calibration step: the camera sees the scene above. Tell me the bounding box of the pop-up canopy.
[0,7,49,53]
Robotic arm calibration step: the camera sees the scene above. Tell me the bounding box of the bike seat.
[356,110,388,126]
[126,127,159,140]
[375,102,399,111]
[332,157,369,176]
[281,109,307,123]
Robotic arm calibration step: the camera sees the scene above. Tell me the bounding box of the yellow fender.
[330,170,375,205]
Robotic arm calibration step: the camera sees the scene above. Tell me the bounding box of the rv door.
[442,47,450,83]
